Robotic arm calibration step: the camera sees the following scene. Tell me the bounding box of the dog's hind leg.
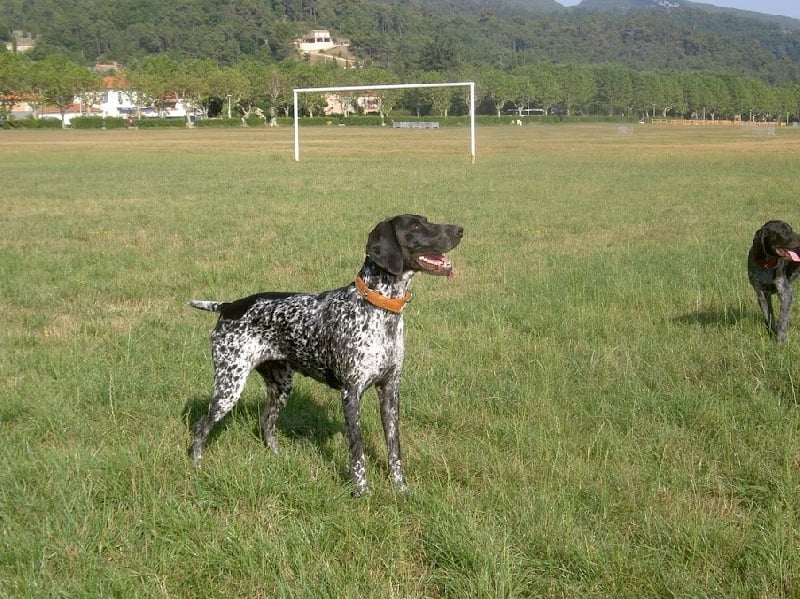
[256,362,293,454]
[192,359,251,467]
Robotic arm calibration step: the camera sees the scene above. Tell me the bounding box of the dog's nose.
[453,226,464,238]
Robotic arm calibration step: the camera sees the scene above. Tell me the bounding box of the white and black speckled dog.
[188,214,463,496]
[748,220,800,343]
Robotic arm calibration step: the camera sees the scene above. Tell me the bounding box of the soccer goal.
[292,81,476,162]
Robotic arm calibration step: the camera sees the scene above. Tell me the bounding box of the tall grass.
[2,124,800,596]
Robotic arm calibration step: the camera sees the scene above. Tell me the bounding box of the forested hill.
[2,0,800,84]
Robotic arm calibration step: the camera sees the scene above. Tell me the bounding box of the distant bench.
[392,121,440,129]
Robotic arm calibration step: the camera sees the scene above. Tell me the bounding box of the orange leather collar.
[355,276,411,314]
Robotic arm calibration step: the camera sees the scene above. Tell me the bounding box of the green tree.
[775,83,800,123]
[682,73,727,120]
[173,59,217,123]
[129,55,180,117]
[328,67,365,116]
[282,62,333,117]
[208,66,249,118]
[476,68,516,117]
[661,73,687,117]
[0,52,30,116]
[743,78,773,121]
[631,73,665,118]
[236,60,269,123]
[594,65,633,117]
[32,55,98,127]
[515,64,560,115]
[722,74,753,120]
[418,33,463,72]
[356,67,399,124]
[264,64,292,120]
[555,64,594,116]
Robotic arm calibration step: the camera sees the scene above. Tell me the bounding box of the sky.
[555,1,800,20]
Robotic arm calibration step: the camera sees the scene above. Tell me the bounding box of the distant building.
[6,30,37,53]
[297,30,336,53]
[92,77,139,118]
[295,29,355,67]
[94,62,122,74]
[22,75,198,126]
[323,93,381,116]
[39,103,102,124]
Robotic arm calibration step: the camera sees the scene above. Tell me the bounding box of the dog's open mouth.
[416,254,454,277]
[777,248,800,262]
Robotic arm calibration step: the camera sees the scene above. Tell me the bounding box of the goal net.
[292,82,476,162]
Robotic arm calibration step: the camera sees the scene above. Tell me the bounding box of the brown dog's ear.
[365,219,404,276]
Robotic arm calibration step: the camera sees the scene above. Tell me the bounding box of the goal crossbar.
[292,81,475,162]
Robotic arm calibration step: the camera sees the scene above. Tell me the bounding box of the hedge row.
[2,117,63,129]
[2,113,638,130]
[70,116,128,129]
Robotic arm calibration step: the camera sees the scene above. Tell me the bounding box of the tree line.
[3,0,800,123]
[0,0,800,84]
[3,0,800,85]
[2,52,799,124]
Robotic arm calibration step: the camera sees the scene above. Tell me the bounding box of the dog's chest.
[319,303,405,380]
[247,291,405,386]
[749,253,800,289]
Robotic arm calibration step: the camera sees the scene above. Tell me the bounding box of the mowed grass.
[2,123,800,597]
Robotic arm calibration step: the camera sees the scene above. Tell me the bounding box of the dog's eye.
[410,222,421,231]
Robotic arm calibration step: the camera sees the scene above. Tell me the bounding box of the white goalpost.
[292,81,476,163]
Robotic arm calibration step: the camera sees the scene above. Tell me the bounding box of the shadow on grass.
[182,389,345,465]
[673,305,800,406]
[671,305,760,328]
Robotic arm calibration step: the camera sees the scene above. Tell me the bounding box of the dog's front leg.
[754,288,775,335]
[342,388,369,497]
[376,378,407,493]
[776,275,793,343]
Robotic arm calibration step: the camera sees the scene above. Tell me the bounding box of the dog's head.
[754,220,800,262]
[366,214,463,277]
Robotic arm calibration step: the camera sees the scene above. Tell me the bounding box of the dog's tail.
[187,300,224,313]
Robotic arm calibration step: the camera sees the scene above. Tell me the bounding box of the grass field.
[2,122,800,597]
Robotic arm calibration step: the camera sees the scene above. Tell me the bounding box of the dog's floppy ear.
[759,227,769,255]
[366,218,404,276]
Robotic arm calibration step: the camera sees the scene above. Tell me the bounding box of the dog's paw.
[351,482,371,499]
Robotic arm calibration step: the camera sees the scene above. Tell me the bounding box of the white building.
[323,93,381,116]
[35,76,197,126]
[88,77,194,120]
[5,30,36,53]
[297,30,336,53]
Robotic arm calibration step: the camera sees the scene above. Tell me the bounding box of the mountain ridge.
[1,0,799,83]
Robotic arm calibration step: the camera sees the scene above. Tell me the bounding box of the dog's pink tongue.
[779,248,800,262]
